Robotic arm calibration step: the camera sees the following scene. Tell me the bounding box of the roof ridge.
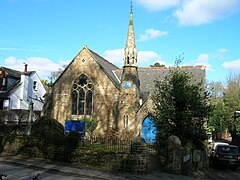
[88,48,119,69]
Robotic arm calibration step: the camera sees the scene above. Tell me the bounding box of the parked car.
[209,144,240,169]
[212,141,229,152]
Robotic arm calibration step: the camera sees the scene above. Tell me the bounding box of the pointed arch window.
[123,115,128,128]
[127,57,130,64]
[72,74,93,115]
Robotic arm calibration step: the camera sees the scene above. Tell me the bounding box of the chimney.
[24,64,28,73]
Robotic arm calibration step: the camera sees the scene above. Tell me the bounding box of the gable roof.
[88,49,120,88]
[0,66,35,78]
[53,46,121,88]
[0,66,22,78]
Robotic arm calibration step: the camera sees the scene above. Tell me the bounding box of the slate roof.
[88,49,120,88]
[0,66,35,98]
[0,66,22,78]
[84,48,206,102]
[52,46,205,101]
[114,66,206,102]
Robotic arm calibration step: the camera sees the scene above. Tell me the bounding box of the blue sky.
[0,0,240,83]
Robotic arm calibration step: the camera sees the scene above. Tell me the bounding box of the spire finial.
[124,0,137,67]
[130,1,133,14]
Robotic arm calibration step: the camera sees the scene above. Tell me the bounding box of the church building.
[44,7,205,142]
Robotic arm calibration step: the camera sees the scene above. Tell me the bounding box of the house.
[0,65,46,122]
[43,7,205,142]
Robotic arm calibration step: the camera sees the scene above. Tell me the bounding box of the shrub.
[30,116,64,146]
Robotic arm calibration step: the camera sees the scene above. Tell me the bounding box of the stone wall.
[125,136,148,174]
[50,47,119,136]
[166,135,208,175]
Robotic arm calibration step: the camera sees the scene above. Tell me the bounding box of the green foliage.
[152,68,212,148]
[207,81,226,136]
[150,62,165,67]
[41,79,51,91]
[30,116,64,146]
[208,103,227,133]
[64,131,81,149]
[79,117,98,137]
[223,74,240,137]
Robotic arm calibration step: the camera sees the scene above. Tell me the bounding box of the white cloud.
[138,28,168,41]
[4,56,18,64]
[135,0,181,11]
[212,48,228,59]
[4,56,67,79]
[174,0,240,26]
[222,59,240,71]
[103,49,124,65]
[136,0,240,26]
[195,53,213,71]
[138,51,161,62]
[103,49,167,66]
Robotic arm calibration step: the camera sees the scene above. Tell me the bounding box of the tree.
[31,116,64,146]
[207,81,224,104]
[48,64,67,82]
[41,79,51,91]
[208,103,227,137]
[152,68,212,148]
[150,62,165,67]
[207,81,226,138]
[223,74,240,141]
[79,117,98,138]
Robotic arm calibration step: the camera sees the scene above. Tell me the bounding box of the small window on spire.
[127,57,130,64]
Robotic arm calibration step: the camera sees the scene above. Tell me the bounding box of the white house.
[0,65,46,115]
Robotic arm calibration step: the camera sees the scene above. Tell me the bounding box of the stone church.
[44,8,205,142]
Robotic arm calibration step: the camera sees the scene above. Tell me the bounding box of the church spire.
[124,3,137,67]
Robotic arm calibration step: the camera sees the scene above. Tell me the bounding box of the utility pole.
[26,100,34,136]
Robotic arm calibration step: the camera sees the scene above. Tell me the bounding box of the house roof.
[0,66,22,78]
[0,80,22,98]
[114,65,206,102]
[0,66,35,98]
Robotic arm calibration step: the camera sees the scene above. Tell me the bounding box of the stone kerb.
[125,136,148,174]
[166,135,182,174]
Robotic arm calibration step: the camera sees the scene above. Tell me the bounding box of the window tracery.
[72,74,93,115]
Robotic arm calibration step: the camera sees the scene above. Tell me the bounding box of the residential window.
[0,78,6,91]
[72,74,93,115]
[0,77,6,85]
[3,99,9,111]
[33,81,37,91]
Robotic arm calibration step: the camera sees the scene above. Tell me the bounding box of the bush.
[30,116,64,146]
[64,131,81,149]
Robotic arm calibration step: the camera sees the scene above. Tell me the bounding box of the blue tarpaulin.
[65,120,85,137]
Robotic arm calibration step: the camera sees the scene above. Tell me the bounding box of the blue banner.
[65,120,85,137]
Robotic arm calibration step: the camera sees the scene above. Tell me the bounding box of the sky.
[0,0,240,83]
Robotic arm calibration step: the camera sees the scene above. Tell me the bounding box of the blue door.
[142,116,157,143]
